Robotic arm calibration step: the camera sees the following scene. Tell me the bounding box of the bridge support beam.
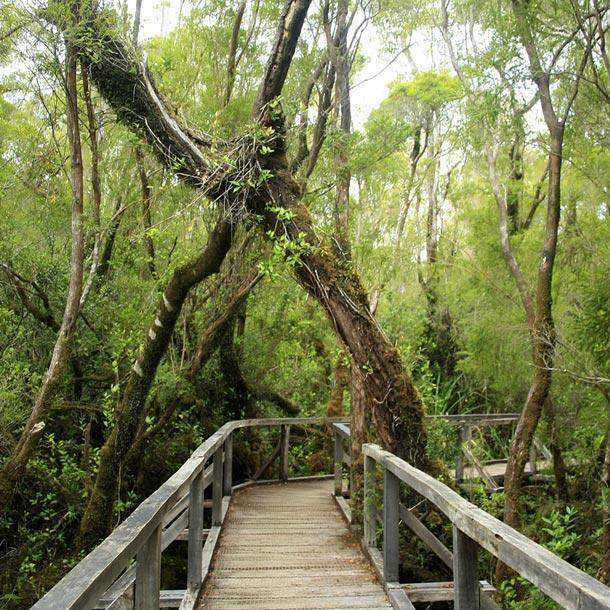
[212,447,223,526]
[223,433,233,497]
[453,526,480,610]
[364,454,377,548]
[280,424,290,482]
[334,431,343,496]
[135,523,161,610]
[187,469,204,591]
[383,466,400,584]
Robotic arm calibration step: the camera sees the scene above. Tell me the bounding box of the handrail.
[361,442,610,609]
[33,416,348,610]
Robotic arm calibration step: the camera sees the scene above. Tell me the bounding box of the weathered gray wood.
[212,446,223,527]
[34,418,353,610]
[383,466,400,584]
[533,436,553,461]
[530,442,538,475]
[134,524,162,610]
[252,440,280,481]
[333,493,352,524]
[455,424,470,483]
[363,443,610,610]
[199,480,392,609]
[187,470,204,591]
[279,424,290,482]
[334,430,343,496]
[364,454,377,549]
[453,526,480,610]
[402,580,495,603]
[462,443,500,492]
[387,585,416,610]
[333,422,351,439]
[427,413,520,426]
[222,433,233,497]
[398,503,452,570]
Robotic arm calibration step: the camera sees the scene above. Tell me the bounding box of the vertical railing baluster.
[530,441,538,476]
[134,524,162,610]
[223,432,233,497]
[364,454,377,548]
[455,423,465,483]
[280,424,290,482]
[187,470,204,591]
[212,446,223,526]
[453,526,480,610]
[334,429,343,496]
[383,464,400,584]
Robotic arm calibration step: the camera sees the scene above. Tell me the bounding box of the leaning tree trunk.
[599,426,610,586]
[502,129,563,532]
[61,1,429,518]
[0,43,85,511]
[78,219,232,546]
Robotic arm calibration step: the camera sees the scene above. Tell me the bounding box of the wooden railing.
[32,417,348,610]
[33,414,609,610]
[331,423,610,609]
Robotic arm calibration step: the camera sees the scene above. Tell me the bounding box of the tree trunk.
[598,424,610,585]
[78,218,232,546]
[0,43,85,511]
[65,0,429,489]
[502,130,563,532]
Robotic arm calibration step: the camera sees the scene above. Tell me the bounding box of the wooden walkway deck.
[33,418,610,610]
[198,479,392,609]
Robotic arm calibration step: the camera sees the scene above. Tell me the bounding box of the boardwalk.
[198,479,392,609]
[32,418,610,610]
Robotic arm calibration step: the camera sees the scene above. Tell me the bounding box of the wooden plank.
[279,424,290,482]
[453,526,479,610]
[187,470,204,591]
[223,433,233,497]
[34,418,354,610]
[462,443,500,492]
[333,422,351,439]
[364,454,377,549]
[363,443,610,610]
[533,436,553,461]
[212,446,223,527]
[252,440,280,481]
[398,503,452,570]
[334,430,343,496]
[383,467,400,584]
[134,524,162,610]
[387,585,416,610]
[402,581,495,603]
[333,493,352,524]
[199,480,392,609]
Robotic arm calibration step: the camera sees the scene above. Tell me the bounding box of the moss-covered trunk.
[78,219,232,546]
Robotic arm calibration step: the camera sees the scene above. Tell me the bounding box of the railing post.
[456,424,471,483]
[383,464,400,584]
[529,441,538,476]
[364,454,377,548]
[134,524,162,610]
[212,445,223,526]
[187,470,204,591]
[279,424,290,481]
[334,428,343,496]
[223,432,233,497]
[453,526,480,610]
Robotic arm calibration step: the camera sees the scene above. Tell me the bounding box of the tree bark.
[502,130,563,532]
[64,0,429,491]
[0,42,85,511]
[78,218,233,545]
[135,147,157,278]
[598,421,610,585]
